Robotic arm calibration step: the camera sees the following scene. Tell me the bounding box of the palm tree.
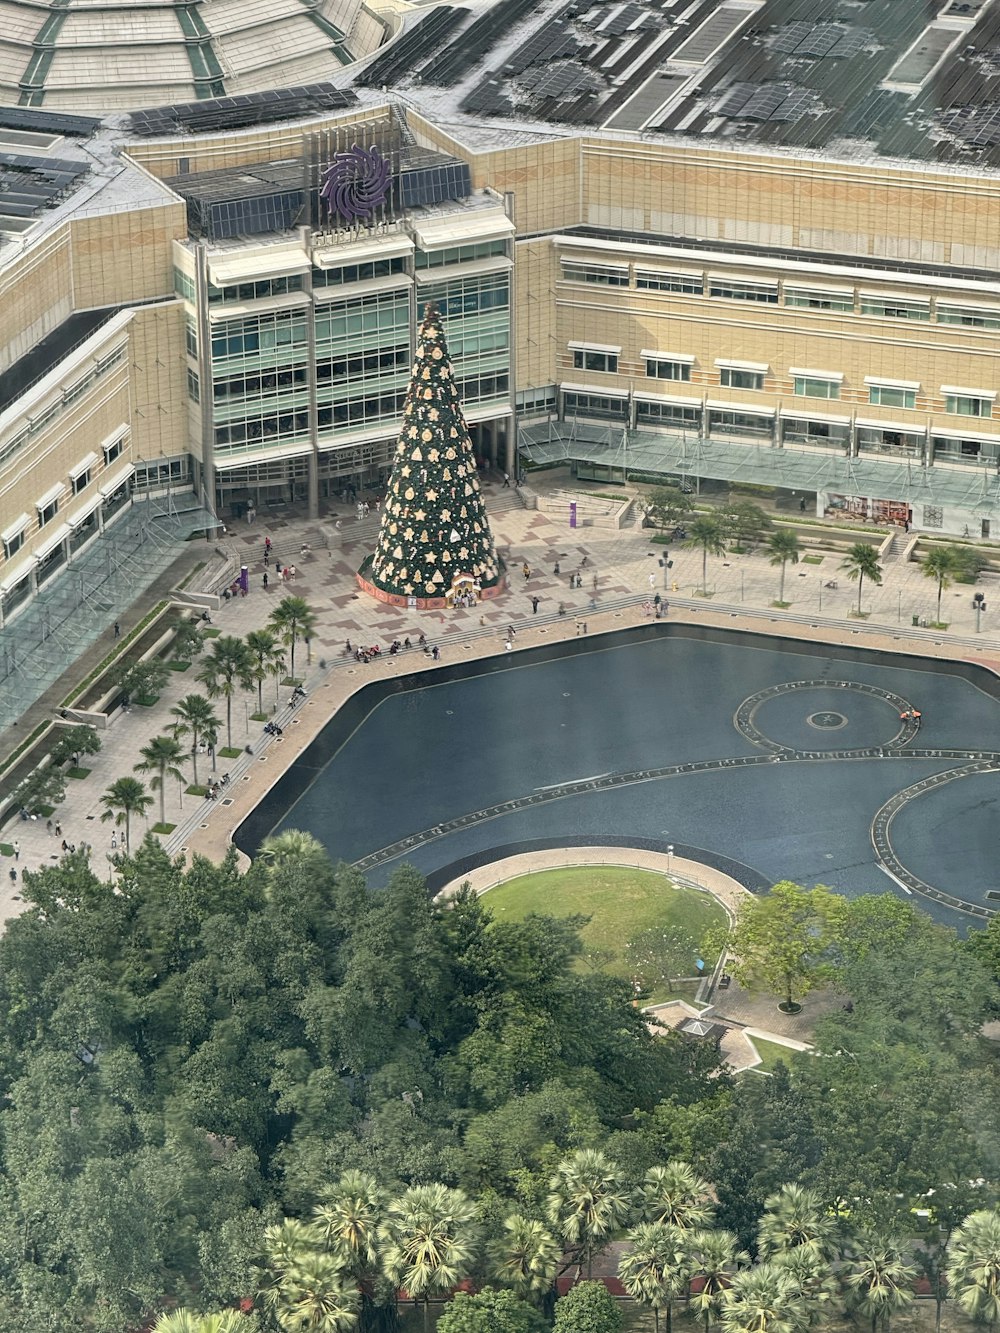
[639,1161,714,1230]
[846,1243,917,1333]
[921,546,957,625]
[685,515,727,594]
[757,1185,837,1261]
[841,542,883,615]
[263,1218,361,1333]
[269,595,317,682]
[246,627,286,715]
[198,635,254,750]
[152,1311,246,1333]
[491,1213,561,1308]
[946,1210,1000,1330]
[688,1229,750,1332]
[153,1312,246,1333]
[767,531,800,604]
[546,1148,631,1280]
[380,1183,479,1333]
[720,1263,807,1333]
[134,733,187,827]
[618,1222,692,1333]
[772,1248,840,1326]
[170,693,221,789]
[99,776,153,854]
[315,1170,385,1272]
[260,829,327,872]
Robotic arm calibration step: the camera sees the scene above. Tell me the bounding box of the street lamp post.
[667,843,674,877]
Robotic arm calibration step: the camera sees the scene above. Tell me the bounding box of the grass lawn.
[483,866,727,1004]
[802,554,824,565]
[750,1037,801,1072]
[152,822,176,834]
[219,746,243,760]
[66,767,91,780]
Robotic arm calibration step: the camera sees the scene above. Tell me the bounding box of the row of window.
[560,262,1000,328]
[574,349,996,418]
[0,346,127,475]
[2,435,126,560]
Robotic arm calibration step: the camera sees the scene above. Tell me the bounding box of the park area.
[481,866,728,1002]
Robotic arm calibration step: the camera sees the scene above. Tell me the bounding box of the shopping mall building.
[3,0,1000,670]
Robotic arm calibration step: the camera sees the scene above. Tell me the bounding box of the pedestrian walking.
[265,536,272,554]
[432,645,440,660]
[111,833,117,850]
[648,572,656,591]
[592,574,599,592]
[55,821,61,837]
[523,564,531,582]
[262,571,269,589]
[264,551,270,568]
[12,840,19,861]
[8,868,15,885]
[531,596,540,614]
[554,561,560,576]
[113,620,121,639]
[46,819,52,836]
[503,471,510,488]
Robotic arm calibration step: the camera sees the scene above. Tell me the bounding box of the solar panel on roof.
[126,84,356,137]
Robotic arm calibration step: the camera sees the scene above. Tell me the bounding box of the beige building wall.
[513,240,559,390]
[0,228,74,375]
[128,302,190,462]
[68,201,186,309]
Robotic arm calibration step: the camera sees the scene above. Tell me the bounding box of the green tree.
[99,775,153,853]
[722,500,771,552]
[134,733,187,828]
[380,1184,479,1333]
[646,487,694,531]
[685,516,727,594]
[720,1263,807,1333]
[639,1162,714,1230]
[263,1218,360,1333]
[314,1170,390,1333]
[757,1185,838,1260]
[618,1222,691,1333]
[438,1289,548,1333]
[153,1312,248,1333]
[269,596,317,682]
[14,765,66,816]
[170,617,206,666]
[767,531,800,604]
[246,627,286,714]
[547,1149,630,1279]
[48,724,101,769]
[170,694,221,789]
[688,1230,750,1332]
[115,657,170,705]
[946,1210,1000,1329]
[841,543,882,615]
[846,1243,916,1333]
[721,882,848,1012]
[198,635,254,750]
[921,546,958,625]
[491,1214,561,1309]
[553,1281,622,1333]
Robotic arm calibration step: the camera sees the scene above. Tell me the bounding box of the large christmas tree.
[365,303,502,602]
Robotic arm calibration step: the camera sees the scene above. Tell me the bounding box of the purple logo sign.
[320,144,391,221]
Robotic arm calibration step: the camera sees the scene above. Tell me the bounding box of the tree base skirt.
[356,570,508,609]
[778,1001,803,1014]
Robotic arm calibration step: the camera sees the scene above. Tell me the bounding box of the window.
[573,349,619,374]
[645,358,691,382]
[709,279,778,303]
[207,274,305,304]
[38,498,58,527]
[173,267,195,301]
[708,409,773,439]
[414,241,507,269]
[720,367,764,391]
[185,318,198,358]
[563,391,627,421]
[793,376,840,400]
[945,393,992,418]
[2,530,24,560]
[937,304,1000,329]
[923,505,943,528]
[187,368,200,403]
[785,287,854,312]
[636,400,701,429]
[932,434,1000,466]
[104,436,125,464]
[562,263,629,287]
[71,468,90,496]
[781,418,850,449]
[860,296,930,321]
[869,385,916,409]
[636,270,702,294]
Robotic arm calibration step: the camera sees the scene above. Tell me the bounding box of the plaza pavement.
[3,473,999,982]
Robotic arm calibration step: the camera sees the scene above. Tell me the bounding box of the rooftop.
[349,0,1000,170]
